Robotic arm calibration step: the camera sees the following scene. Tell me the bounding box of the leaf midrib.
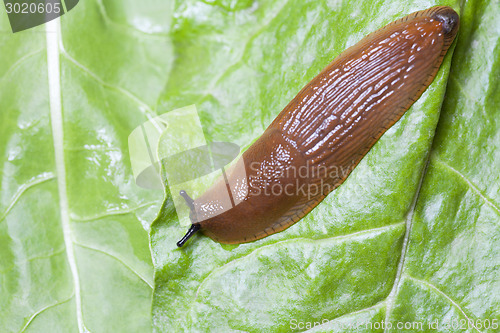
[46,19,86,333]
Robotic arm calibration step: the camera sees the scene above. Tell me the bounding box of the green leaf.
[0,1,173,331]
[383,0,500,330]
[1,0,498,331]
[151,0,499,332]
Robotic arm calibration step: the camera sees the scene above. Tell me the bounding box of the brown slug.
[177,6,459,247]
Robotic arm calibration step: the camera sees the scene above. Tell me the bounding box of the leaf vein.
[434,156,500,216]
[384,154,431,331]
[303,301,385,332]
[59,50,155,116]
[73,241,153,289]
[451,75,479,105]
[193,0,290,105]
[95,0,169,38]
[406,274,484,333]
[190,221,405,314]
[0,48,44,82]
[0,172,56,223]
[46,19,88,333]
[19,294,75,333]
[71,201,158,222]
[0,248,66,275]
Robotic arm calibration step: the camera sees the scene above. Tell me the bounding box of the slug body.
[177,6,459,247]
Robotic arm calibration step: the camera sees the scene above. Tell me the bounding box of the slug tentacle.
[177,223,201,248]
[179,190,195,211]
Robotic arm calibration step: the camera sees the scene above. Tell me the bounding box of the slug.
[177,6,459,247]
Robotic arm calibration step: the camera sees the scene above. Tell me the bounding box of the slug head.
[177,190,201,247]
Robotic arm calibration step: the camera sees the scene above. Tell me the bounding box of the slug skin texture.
[177,6,459,247]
